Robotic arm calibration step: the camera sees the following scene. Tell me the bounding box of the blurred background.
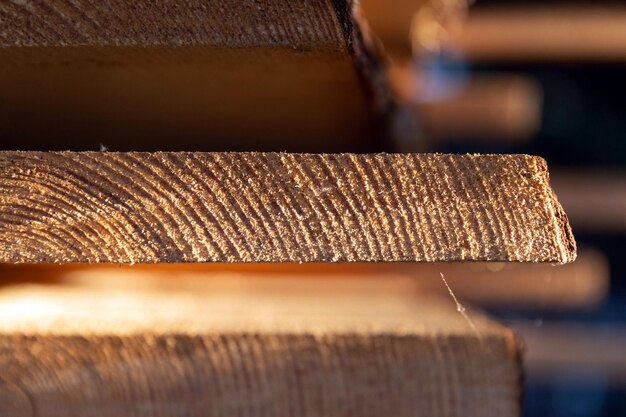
[390,1,626,415]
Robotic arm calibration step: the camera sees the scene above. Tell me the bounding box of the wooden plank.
[0,0,361,48]
[449,5,626,62]
[0,281,521,417]
[0,152,575,263]
[0,0,394,151]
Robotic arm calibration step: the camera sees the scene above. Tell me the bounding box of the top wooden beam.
[0,0,394,151]
[0,152,575,264]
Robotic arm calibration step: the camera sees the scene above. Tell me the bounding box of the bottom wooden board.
[0,277,521,417]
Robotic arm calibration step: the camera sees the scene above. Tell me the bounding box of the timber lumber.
[0,152,575,263]
[514,321,626,386]
[0,281,521,417]
[0,248,606,309]
[0,0,393,151]
[448,5,626,62]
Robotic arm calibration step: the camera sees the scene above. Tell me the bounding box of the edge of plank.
[536,157,577,264]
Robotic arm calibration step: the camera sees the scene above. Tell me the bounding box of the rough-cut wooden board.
[0,281,521,417]
[0,0,393,151]
[0,152,575,263]
[0,0,354,48]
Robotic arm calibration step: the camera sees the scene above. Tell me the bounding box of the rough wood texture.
[0,0,394,151]
[0,282,521,417]
[0,0,350,48]
[0,152,576,263]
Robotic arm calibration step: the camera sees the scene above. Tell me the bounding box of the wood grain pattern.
[0,283,521,417]
[0,0,395,151]
[0,152,576,263]
[362,0,468,57]
[0,0,347,48]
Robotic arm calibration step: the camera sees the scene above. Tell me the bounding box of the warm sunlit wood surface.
[0,280,521,417]
[0,152,575,263]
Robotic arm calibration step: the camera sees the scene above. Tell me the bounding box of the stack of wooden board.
[0,2,577,416]
[0,152,575,416]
